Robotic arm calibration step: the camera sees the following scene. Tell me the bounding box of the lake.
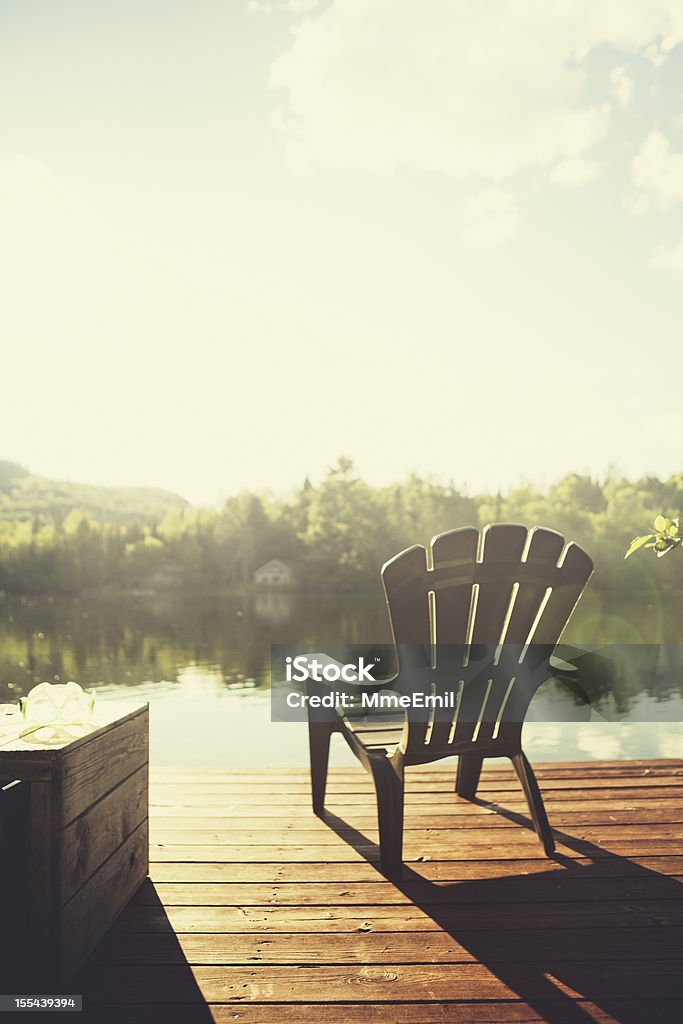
[0,588,681,766]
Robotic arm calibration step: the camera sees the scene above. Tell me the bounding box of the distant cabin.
[253,559,293,587]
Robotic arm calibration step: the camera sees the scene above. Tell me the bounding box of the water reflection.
[253,591,295,627]
[0,591,681,764]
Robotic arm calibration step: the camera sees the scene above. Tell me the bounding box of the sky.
[1,0,683,505]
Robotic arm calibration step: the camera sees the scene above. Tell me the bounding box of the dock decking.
[75,758,683,1023]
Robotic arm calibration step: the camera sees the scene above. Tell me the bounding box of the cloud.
[270,1,683,181]
[549,157,600,187]
[246,1,273,14]
[283,0,318,11]
[644,42,669,67]
[632,130,683,212]
[650,241,683,275]
[462,188,520,248]
[246,0,316,14]
[576,727,624,761]
[610,65,633,108]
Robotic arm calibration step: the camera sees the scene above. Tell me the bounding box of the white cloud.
[576,727,623,761]
[625,192,650,215]
[246,0,315,14]
[462,188,520,248]
[650,241,683,275]
[610,66,633,108]
[283,0,318,11]
[246,1,273,14]
[270,1,683,181]
[644,42,668,67]
[658,726,683,757]
[549,157,600,187]
[632,130,683,212]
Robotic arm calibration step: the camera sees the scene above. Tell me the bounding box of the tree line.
[0,457,681,595]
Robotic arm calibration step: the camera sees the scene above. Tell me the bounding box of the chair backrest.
[381,524,593,762]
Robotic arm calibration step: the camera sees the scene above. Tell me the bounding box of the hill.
[0,460,188,525]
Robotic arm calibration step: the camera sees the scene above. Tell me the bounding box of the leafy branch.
[625,515,681,559]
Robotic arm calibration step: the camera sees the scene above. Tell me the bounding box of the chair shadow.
[322,799,683,1024]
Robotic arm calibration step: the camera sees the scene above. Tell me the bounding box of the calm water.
[0,589,681,766]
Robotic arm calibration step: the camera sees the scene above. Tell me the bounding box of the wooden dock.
[74,758,683,1023]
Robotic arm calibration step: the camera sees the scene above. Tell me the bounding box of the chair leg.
[455,754,484,799]
[511,751,555,855]
[308,718,335,816]
[369,758,405,877]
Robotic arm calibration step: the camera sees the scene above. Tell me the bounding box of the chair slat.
[451,675,492,746]
[431,528,478,656]
[503,527,565,645]
[382,545,430,648]
[471,524,527,645]
[530,543,594,648]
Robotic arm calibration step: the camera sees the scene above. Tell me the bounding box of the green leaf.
[624,534,654,559]
[653,515,670,532]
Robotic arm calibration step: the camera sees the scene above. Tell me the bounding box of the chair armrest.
[549,654,578,678]
[548,655,592,712]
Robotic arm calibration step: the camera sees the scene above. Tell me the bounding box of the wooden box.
[0,702,149,985]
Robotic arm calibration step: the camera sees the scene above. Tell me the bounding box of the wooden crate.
[0,702,149,985]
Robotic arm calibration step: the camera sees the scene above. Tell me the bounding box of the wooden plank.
[149,769,683,788]
[151,780,683,794]
[125,875,683,908]
[149,778,683,802]
[149,839,683,862]
[81,1000,671,1024]
[150,760,683,774]
[28,779,58,982]
[60,764,148,904]
[147,855,683,884]
[152,778,683,794]
[148,821,683,844]
[148,806,683,832]
[147,824,683,849]
[61,706,148,826]
[111,898,683,932]
[0,753,54,780]
[148,796,683,816]
[74,960,683,1002]
[60,819,148,981]
[149,767,683,782]
[149,807,683,827]
[91,925,683,964]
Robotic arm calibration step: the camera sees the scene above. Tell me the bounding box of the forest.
[0,457,681,595]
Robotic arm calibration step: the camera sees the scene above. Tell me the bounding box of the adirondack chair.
[306,524,594,874]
